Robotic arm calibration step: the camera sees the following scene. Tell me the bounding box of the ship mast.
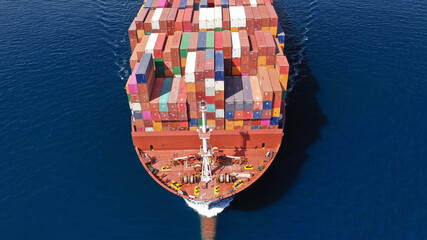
[199,101,212,183]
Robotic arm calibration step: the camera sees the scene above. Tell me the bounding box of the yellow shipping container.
[232,66,241,76]
[258,56,266,66]
[153,121,163,131]
[234,120,243,127]
[272,108,281,117]
[186,82,196,92]
[270,27,277,37]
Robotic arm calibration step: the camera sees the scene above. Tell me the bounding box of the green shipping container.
[159,78,173,112]
[173,66,181,75]
[127,94,131,102]
[206,31,214,50]
[198,118,207,126]
[180,33,191,58]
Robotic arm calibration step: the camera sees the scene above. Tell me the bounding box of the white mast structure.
[198,101,213,182]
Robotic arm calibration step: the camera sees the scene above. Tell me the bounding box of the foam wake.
[184,196,235,218]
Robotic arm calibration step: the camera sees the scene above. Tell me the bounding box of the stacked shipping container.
[126,0,288,132]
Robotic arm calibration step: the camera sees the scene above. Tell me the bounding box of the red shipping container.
[175,9,185,32]
[241,55,250,65]
[276,56,290,75]
[195,82,205,92]
[130,94,140,103]
[266,55,276,65]
[171,32,183,58]
[222,8,230,30]
[254,31,267,56]
[258,67,273,101]
[150,0,160,10]
[186,0,194,8]
[268,69,282,100]
[259,6,270,28]
[229,0,236,6]
[232,58,241,67]
[275,38,284,56]
[160,112,169,120]
[163,36,173,61]
[159,8,170,30]
[144,120,154,127]
[135,9,149,29]
[141,102,150,111]
[266,5,278,27]
[128,19,137,39]
[215,92,225,101]
[215,32,223,50]
[154,33,167,58]
[188,32,199,52]
[177,111,187,121]
[222,31,232,58]
[262,110,271,119]
[235,110,243,119]
[172,0,180,8]
[179,121,188,128]
[151,112,161,121]
[216,118,225,125]
[188,101,197,111]
[243,119,252,126]
[273,100,281,108]
[206,112,215,119]
[242,0,250,6]
[206,96,215,104]
[240,64,249,74]
[196,91,206,101]
[262,31,276,56]
[256,0,264,6]
[191,10,199,32]
[244,110,253,119]
[169,112,179,121]
[214,0,221,6]
[178,78,187,111]
[195,51,205,81]
[149,78,164,112]
[252,7,262,29]
[144,10,155,32]
[183,8,193,32]
[239,30,250,56]
[204,59,215,78]
[187,92,197,102]
[189,110,198,118]
[167,8,178,35]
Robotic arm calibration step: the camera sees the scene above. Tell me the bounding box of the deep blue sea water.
[1,0,426,239]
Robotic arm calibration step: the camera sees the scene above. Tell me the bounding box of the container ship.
[126,0,289,217]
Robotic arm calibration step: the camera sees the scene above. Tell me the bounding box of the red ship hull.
[132,125,284,201]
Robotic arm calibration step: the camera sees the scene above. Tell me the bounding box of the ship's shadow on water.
[229,8,327,211]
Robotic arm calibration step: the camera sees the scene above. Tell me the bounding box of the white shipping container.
[199,8,207,30]
[215,81,224,91]
[229,7,239,28]
[231,32,241,58]
[145,127,154,132]
[215,109,225,118]
[214,7,222,29]
[250,0,257,7]
[151,8,163,30]
[131,103,142,111]
[205,87,215,96]
[237,6,246,28]
[207,8,215,30]
[185,52,197,83]
[205,78,215,88]
[145,33,159,58]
